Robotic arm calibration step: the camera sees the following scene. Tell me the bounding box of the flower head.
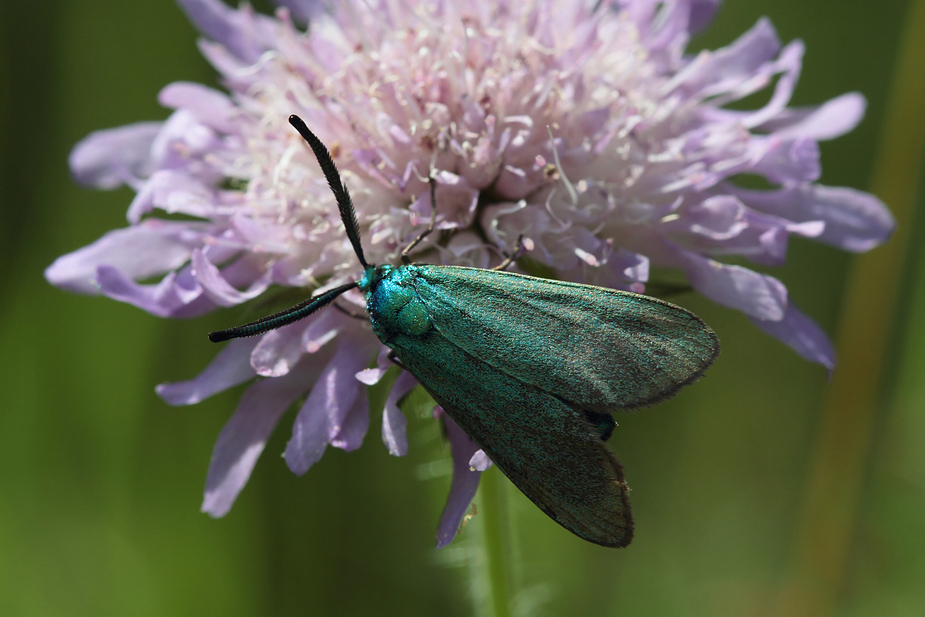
[45,0,893,545]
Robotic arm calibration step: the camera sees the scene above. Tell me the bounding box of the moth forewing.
[381,323,635,547]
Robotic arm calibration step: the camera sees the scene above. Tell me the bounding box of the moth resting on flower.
[45,0,894,548]
[209,115,720,547]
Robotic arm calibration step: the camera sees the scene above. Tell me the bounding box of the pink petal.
[752,302,836,372]
[301,310,345,353]
[671,244,788,320]
[158,82,239,135]
[408,172,480,230]
[197,39,251,83]
[382,371,417,457]
[662,195,748,240]
[469,450,493,472]
[435,408,483,549]
[689,0,720,33]
[148,110,225,181]
[355,346,394,385]
[760,92,867,141]
[69,122,162,190]
[127,170,237,224]
[750,137,821,184]
[734,41,805,130]
[176,0,277,63]
[202,357,324,517]
[45,220,208,294]
[728,183,894,252]
[666,18,780,98]
[251,321,312,377]
[732,183,894,253]
[157,337,260,405]
[191,249,271,307]
[95,264,214,318]
[273,0,326,22]
[331,389,370,452]
[230,214,295,254]
[284,335,378,474]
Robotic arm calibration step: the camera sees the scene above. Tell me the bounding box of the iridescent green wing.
[390,329,633,547]
[412,265,719,412]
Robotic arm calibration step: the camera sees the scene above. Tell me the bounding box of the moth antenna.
[289,115,369,269]
[209,282,358,342]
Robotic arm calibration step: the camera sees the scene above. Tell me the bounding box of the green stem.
[776,2,925,615]
[478,469,513,617]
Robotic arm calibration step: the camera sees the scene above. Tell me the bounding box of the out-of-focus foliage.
[0,0,921,615]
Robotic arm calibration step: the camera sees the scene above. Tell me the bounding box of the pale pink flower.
[45,0,893,545]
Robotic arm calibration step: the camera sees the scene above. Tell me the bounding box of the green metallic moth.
[210,115,720,548]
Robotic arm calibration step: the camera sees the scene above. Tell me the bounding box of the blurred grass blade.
[477,469,514,617]
[777,1,925,615]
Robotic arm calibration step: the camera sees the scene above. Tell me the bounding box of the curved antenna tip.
[208,330,231,343]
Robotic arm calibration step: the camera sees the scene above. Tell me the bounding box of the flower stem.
[776,1,925,615]
[478,469,513,617]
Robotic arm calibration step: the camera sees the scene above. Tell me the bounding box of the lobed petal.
[330,388,371,452]
[749,137,821,184]
[382,371,417,457]
[758,92,867,141]
[665,18,781,99]
[752,302,836,372]
[44,220,207,295]
[191,249,271,307]
[688,0,720,33]
[148,109,226,181]
[177,0,278,63]
[728,183,894,252]
[251,321,312,378]
[671,243,788,320]
[202,356,328,517]
[469,450,494,472]
[272,0,327,23]
[301,311,346,353]
[284,334,378,474]
[158,82,239,135]
[95,264,215,318]
[355,346,396,385]
[735,41,805,130]
[435,408,484,549]
[68,122,162,190]
[157,337,260,405]
[127,170,238,224]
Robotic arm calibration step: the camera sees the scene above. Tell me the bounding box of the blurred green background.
[1,0,923,615]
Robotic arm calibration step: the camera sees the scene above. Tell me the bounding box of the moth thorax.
[367,270,432,339]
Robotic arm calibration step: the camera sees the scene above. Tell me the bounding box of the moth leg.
[582,409,617,441]
[387,349,407,370]
[401,177,437,264]
[492,234,525,271]
[333,302,366,321]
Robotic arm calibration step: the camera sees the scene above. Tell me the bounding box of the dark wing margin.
[392,329,634,547]
[413,265,719,412]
